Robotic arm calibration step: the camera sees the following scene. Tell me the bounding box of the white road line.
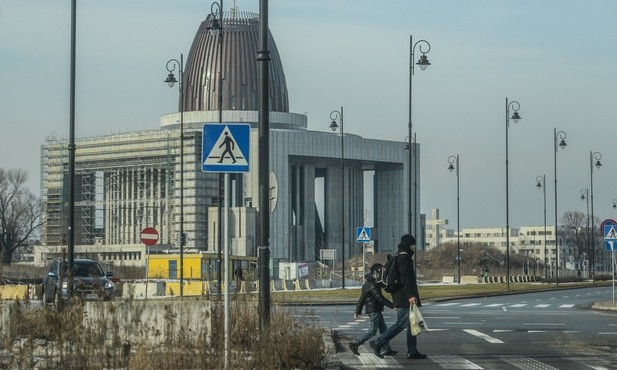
[493,330,513,333]
[524,323,565,326]
[437,302,461,306]
[463,329,504,344]
[485,303,504,307]
[431,354,483,369]
[559,304,575,308]
[461,303,482,307]
[508,304,527,307]
[598,332,617,335]
[528,330,547,333]
[534,304,551,308]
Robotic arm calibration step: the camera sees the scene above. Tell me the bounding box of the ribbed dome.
[182,10,289,113]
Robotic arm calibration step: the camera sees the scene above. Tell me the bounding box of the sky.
[2,0,617,231]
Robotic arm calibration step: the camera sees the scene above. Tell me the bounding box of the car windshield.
[73,262,104,277]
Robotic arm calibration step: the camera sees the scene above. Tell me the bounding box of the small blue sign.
[356,227,371,242]
[202,124,250,173]
[606,240,617,252]
[604,224,617,241]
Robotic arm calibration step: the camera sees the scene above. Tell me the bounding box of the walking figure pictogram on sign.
[218,132,236,163]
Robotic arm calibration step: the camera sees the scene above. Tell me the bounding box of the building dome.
[182,10,289,113]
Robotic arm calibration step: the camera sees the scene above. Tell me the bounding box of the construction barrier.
[0,285,29,301]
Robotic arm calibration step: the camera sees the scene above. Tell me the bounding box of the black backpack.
[377,251,407,293]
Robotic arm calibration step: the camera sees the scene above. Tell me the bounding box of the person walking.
[348,263,397,357]
[370,234,427,360]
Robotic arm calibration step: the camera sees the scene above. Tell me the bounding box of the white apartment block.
[425,209,573,270]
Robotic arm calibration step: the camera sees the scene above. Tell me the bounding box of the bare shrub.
[3,295,327,369]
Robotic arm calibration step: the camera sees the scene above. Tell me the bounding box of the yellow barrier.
[165,281,205,296]
[0,285,29,300]
[304,279,311,290]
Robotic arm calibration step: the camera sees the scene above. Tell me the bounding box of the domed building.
[39,8,418,277]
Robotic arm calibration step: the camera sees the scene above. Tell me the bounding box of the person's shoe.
[348,341,360,356]
[382,349,398,356]
[369,341,384,358]
[407,352,427,359]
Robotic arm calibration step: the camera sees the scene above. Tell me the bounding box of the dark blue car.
[42,258,116,303]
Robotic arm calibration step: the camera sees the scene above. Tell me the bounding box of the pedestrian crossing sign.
[202,123,250,173]
[356,227,371,242]
[604,225,617,240]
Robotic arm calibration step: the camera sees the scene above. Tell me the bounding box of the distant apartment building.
[424,208,575,270]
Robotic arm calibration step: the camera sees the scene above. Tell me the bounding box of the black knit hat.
[401,234,416,247]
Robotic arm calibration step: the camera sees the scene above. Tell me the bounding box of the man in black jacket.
[349,263,397,356]
[370,234,427,360]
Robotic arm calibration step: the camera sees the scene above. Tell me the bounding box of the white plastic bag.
[409,304,429,336]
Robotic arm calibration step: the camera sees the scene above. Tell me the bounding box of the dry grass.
[2,295,326,369]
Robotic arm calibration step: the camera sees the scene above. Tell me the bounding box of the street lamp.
[207,0,225,297]
[589,151,602,281]
[408,35,431,238]
[447,155,460,284]
[553,129,567,286]
[330,107,345,289]
[536,175,547,278]
[504,98,521,290]
[580,188,590,278]
[164,55,185,297]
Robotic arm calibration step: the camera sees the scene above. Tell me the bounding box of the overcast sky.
[2,0,617,230]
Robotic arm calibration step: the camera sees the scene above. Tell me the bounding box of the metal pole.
[505,98,510,290]
[179,53,184,297]
[223,173,230,369]
[257,0,271,330]
[408,35,414,238]
[341,107,345,289]
[554,129,559,286]
[216,1,224,297]
[590,151,602,281]
[448,155,460,283]
[67,0,77,300]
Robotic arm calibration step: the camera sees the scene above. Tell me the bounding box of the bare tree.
[560,210,595,266]
[0,169,44,265]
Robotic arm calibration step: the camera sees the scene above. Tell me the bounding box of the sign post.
[140,227,159,299]
[603,223,617,306]
[356,227,372,277]
[202,123,251,361]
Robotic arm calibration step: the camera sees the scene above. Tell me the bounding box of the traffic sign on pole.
[356,227,371,242]
[202,123,250,173]
[140,227,159,246]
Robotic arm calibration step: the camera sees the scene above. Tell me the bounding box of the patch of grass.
[271,280,611,304]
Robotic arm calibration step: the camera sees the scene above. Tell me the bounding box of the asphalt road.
[287,286,617,369]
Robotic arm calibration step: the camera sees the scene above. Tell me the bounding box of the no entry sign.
[140,227,159,246]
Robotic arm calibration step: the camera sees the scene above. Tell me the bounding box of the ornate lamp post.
[504,98,521,290]
[589,151,602,280]
[553,129,567,286]
[164,55,185,297]
[536,175,547,278]
[408,36,431,239]
[447,155,460,283]
[580,188,590,278]
[330,107,345,288]
[207,0,225,296]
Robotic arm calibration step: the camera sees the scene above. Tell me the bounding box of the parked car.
[42,258,116,303]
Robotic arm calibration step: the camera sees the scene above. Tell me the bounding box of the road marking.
[485,303,504,307]
[493,330,513,332]
[461,303,482,307]
[508,304,527,307]
[502,306,508,312]
[528,330,547,333]
[524,323,565,326]
[437,302,461,306]
[431,355,483,369]
[464,329,504,344]
[534,304,551,308]
[598,332,617,335]
[559,304,575,308]
[499,355,558,369]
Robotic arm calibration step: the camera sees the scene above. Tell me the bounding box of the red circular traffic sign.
[140,227,159,246]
